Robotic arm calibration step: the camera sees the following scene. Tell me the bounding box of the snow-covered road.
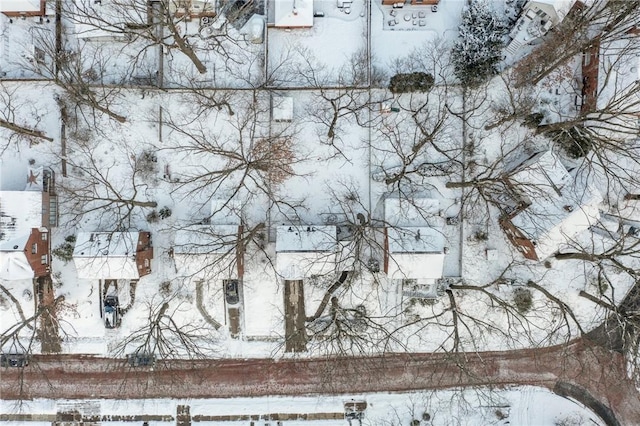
[1,339,638,425]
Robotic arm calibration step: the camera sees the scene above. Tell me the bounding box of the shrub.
[159,207,172,219]
[52,235,76,264]
[547,125,593,158]
[513,288,533,314]
[146,210,159,223]
[389,72,435,93]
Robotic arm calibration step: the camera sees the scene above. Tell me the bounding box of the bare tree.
[59,140,157,229]
[65,0,244,76]
[513,0,640,86]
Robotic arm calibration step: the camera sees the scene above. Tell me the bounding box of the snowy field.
[1,0,639,404]
[0,387,605,426]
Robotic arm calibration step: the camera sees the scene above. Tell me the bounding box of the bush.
[52,235,76,264]
[547,125,593,158]
[146,210,159,223]
[513,288,533,314]
[389,72,435,93]
[159,207,172,219]
[451,0,507,87]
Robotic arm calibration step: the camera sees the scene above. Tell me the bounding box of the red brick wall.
[499,218,539,261]
[25,228,50,277]
[136,232,153,277]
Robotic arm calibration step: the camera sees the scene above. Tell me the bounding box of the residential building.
[497,150,601,261]
[275,225,337,280]
[505,0,583,57]
[73,231,153,280]
[0,166,57,280]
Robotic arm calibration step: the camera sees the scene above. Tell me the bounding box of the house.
[73,232,153,279]
[505,0,582,57]
[172,224,241,279]
[581,26,639,119]
[383,194,447,298]
[0,0,46,17]
[384,227,446,298]
[497,150,601,261]
[275,225,337,280]
[0,166,57,280]
[273,0,313,28]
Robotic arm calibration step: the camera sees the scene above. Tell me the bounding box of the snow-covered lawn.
[0,386,605,425]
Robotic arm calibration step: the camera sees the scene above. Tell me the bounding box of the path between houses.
[1,339,639,425]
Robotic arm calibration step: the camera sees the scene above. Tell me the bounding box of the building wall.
[25,228,50,277]
[499,217,539,261]
[135,232,153,277]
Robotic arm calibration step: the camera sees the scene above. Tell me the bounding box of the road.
[1,339,639,425]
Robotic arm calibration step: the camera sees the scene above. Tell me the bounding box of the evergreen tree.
[451,0,507,87]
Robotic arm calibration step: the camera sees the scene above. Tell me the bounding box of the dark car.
[104,295,120,328]
[224,280,240,305]
[127,353,156,367]
[0,353,29,367]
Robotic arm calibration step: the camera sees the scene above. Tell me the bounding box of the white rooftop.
[274,0,313,28]
[0,0,41,12]
[387,227,445,281]
[387,226,445,255]
[507,150,572,201]
[0,191,43,244]
[506,150,602,260]
[276,225,337,280]
[0,251,33,280]
[384,196,440,227]
[511,188,602,260]
[73,232,141,279]
[276,225,336,252]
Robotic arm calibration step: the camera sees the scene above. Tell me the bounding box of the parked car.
[127,353,156,367]
[0,353,29,367]
[224,280,240,305]
[103,295,120,329]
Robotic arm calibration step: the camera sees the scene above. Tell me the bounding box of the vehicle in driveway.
[103,295,120,328]
[127,352,156,367]
[0,353,29,367]
[224,279,240,305]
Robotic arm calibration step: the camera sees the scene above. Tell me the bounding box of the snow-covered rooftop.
[276,225,337,280]
[0,250,33,280]
[276,225,336,252]
[506,150,602,260]
[387,226,445,254]
[0,191,43,243]
[507,150,572,200]
[387,227,445,281]
[274,0,313,28]
[384,195,440,227]
[0,0,42,13]
[73,232,141,279]
[511,188,602,260]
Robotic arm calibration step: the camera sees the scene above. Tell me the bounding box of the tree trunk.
[0,118,54,142]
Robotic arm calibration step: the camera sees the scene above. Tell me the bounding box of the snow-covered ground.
[1,0,638,389]
[0,386,606,426]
